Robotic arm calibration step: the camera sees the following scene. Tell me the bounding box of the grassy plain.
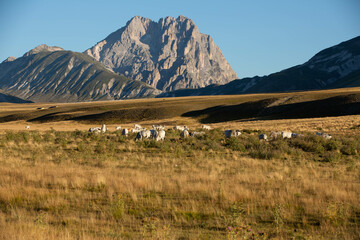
[0,89,360,239]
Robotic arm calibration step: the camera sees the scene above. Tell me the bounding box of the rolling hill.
[1,87,359,124]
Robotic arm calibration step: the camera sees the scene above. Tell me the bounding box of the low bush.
[290,137,325,154]
[224,137,246,152]
[140,140,161,149]
[322,151,343,162]
[249,143,282,160]
[325,140,342,151]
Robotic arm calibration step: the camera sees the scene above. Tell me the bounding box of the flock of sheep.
[89,124,208,141]
[87,124,333,142]
[23,123,332,142]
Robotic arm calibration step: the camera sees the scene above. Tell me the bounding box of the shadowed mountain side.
[182,94,360,123]
[326,69,360,89]
[0,93,33,103]
[158,36,360,98]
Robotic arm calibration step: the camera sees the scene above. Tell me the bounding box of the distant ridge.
[159,36,360,97]
[0,45,161,102]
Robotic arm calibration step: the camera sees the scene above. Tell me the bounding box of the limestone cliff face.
[85,16,238,91]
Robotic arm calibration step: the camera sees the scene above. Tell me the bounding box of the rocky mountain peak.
[126,15,150,25]
[23,44,64,57]
[85,16,237,91]
[2,56,16,63]
[177,15,192,22]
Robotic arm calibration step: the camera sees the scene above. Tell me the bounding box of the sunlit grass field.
[0,125,359,239]
[1,88,360,239]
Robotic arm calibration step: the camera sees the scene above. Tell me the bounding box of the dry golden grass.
[1,113,359,136]
[0,125,359,239]
[0,89,360,239]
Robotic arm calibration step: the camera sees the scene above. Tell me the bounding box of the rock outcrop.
[23,44,64,57]
[2,56,16,63]
[85,16,237,91]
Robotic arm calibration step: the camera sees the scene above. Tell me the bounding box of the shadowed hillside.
[0,92,32,103]
[182,93,360,123]
[0,87,359,124]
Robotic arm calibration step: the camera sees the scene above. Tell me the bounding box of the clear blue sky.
[0,0,359,78]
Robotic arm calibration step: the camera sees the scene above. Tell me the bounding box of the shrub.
[339,138,359,156]
[31,131,42,143]
[325,140,342,151]
[160,141,172,152]
[291,137,325,154]
[116,135,126,143]
[244,135,260,150]
[111,196,125,220]
[182,211,211,221]
[204,139,223,151]
[225,138,246,152]
[5,131,30,143]
[77,142,86,152]
[71,130,86,140]
[94,142,106,154]
[340,145,357,156]
[322,152,342,162]
[272,139,291,154]
[54,137,67,148]
[5,131,16,142]
[141,140,160,149]
[249,144,281,160]
[42,132,54,142]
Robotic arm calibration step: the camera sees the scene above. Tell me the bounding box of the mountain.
[159,36,360,97]
[85,15,237,91]
[0,45,161,102]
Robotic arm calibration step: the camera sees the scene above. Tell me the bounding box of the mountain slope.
[85,15,237,91]
[0,45,161,102]
[159,36,360,97]
[0,92,32,103]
